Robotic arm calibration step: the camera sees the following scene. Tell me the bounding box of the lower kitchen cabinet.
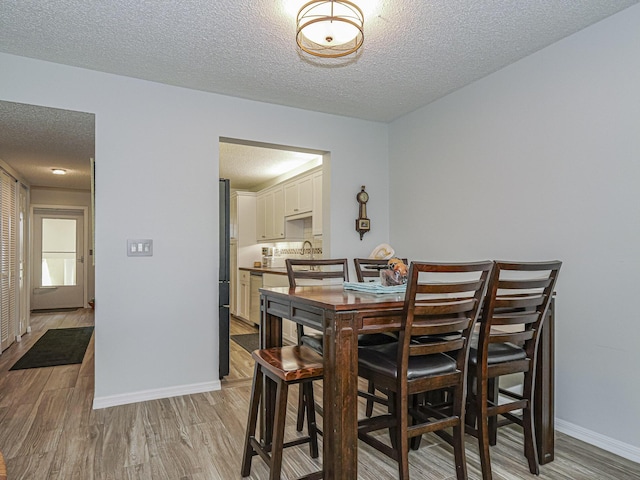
[237,270,250,322]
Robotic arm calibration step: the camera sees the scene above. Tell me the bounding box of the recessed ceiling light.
[51,168,67,175]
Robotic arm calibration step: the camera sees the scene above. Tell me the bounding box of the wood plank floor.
[0,310,637,479]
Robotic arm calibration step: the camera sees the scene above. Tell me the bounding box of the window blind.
[0,170,17,352]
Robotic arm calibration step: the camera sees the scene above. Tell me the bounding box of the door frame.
[30,204,89,309]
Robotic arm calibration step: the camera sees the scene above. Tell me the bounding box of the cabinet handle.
[294,208,299,211]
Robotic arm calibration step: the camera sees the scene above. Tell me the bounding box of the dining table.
[259,285,555,479]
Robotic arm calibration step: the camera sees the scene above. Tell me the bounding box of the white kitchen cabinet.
[231,192,260,317]
[271,186,285,239]
[284,173,313,217]
[256,193,267,241]
[237,270,251,321]
[257,187,283,241]
[312,170,323,236]
[256,186,302,241]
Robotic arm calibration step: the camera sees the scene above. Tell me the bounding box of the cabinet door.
[298,175,313,214]
[256,193,267,241]
[272,187,285,239]
[284,181,298,216]
[312,172,323,236]
[238,271,250,320]
[284,176,313,216]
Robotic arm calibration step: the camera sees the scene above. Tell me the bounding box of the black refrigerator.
[219,178,230,378]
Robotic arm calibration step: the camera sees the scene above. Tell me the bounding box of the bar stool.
[241,345,323,480]
[0,449,6,480]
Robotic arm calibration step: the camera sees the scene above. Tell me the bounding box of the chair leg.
[296,385,306,431]
[451,386,468,480]
[522,372,540,475]
[303,381,320,458]
[365,380,376,417]
[477,377,493,480]
[269,380,289,480]
[488,378,498,446]
[396,391,410,480]
[410,394,422,450]
[241,363,263,477]
[387,391,399,451]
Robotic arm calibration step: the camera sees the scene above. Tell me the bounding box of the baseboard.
[556,418,640,464]
[92,380,221,410]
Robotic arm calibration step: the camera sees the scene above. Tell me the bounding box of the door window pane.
[41,219,76,286]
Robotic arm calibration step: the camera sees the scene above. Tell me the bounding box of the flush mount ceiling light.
[296,1,364,58]
[51,168,67,175]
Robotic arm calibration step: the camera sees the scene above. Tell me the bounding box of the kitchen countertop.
[238,266,288,275]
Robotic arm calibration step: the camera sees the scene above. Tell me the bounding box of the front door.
[31,208,85,310]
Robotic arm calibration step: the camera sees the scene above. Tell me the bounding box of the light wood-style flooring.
[0,310,637,479]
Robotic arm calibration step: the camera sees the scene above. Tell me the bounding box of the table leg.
[322,311,359,479]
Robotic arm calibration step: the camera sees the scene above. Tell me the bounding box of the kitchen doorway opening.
[218,137,329,382]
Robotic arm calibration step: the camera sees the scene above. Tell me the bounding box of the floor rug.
[10,326,94,370]
[31,307,81,314]
[231,333,259,354]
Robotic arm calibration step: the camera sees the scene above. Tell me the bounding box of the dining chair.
[241,345,324,480]
[353,257,408,417]
[287,258,350,430]
[286,258,397,430]
[357,260,493,480]
[353,257,408,282]
[465,260,561,480]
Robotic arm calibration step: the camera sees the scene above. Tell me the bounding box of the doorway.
[30,206,87,310]
[218,138,327,381]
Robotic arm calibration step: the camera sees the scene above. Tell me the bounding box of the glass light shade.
[297,1,364,58]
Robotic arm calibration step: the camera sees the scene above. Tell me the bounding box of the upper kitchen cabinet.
[284,172,313,218]
[312,170,323,236]
[257,185,300,241]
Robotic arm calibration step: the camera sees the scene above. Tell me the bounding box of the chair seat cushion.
[357,332,398,347]
[300,333,324,354]
[469,342,527,365]
[301,332,397,355]
[358,343,456,380]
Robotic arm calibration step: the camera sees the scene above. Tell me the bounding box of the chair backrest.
[399,261,494,373]
[353,258,409,282]
[476,260,562,368]
[285,258,349,288]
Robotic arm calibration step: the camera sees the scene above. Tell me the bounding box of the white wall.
[0,52,390,406]
[389,5,640,459]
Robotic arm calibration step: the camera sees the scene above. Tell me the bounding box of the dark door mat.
[231,333,259,354]
[31,307,81,314]
[10,326,94,370]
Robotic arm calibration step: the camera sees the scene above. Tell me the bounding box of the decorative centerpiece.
[380,257,408,286]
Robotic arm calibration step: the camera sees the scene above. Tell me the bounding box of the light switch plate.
[127,239,153,257]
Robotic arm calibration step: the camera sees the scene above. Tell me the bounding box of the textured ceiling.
[0,0,637,189]
[0,101,94,190]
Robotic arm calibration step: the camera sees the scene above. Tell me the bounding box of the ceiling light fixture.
[51,168,67,175]
[296,1,364,58]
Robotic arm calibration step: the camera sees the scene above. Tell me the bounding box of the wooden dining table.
[259,285,555,479]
